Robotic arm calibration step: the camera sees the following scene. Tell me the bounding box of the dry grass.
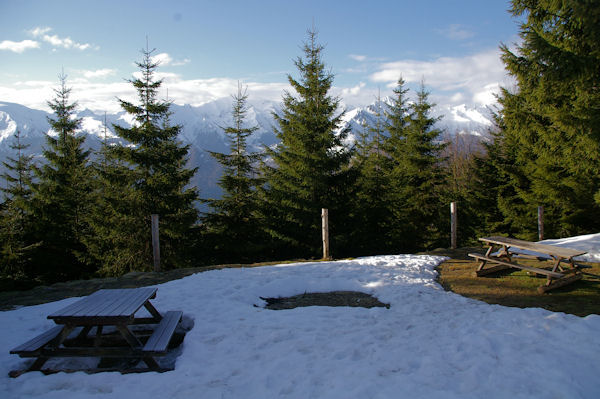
[436,258,600,317]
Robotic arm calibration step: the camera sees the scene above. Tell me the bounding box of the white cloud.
[28,27,51,37]
[0,39,39,53]
[172,58,191,66]
[150,52,173,66]
[29,26,92,50]
[42,34,90,50]
[340,82,366,96]
[83,69,117,79]
[349,54,367,62]
[149,53,190,67]
[370,48,512,107]
[0,75,288,113]
[438,24,475,40]
[473,82,501,106]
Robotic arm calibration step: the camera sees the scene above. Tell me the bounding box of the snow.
[499,233,600,263]
[2,236,600,398]
[450,104,492,126]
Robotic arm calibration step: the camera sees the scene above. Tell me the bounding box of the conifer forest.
[1,0,599,288]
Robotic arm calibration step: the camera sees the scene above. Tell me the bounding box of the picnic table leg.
[115,325,161,371]
[476,245,494,272]
[496,245,513,262]
[538,256,584,293]
[116,325,143,348]
[94,326,103,347]
[76,326,93,340]
[23,325,75,374]
[144,301,163,322]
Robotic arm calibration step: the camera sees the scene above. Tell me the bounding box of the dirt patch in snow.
[260,291,390,310]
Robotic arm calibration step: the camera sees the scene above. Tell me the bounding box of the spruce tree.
[92,45,198,274]
[31,74,93,282]
[351,92,392,255]
[0,130,38,281]
[495,0,600,238]
[390,82,446,251]
[261,29,352,258]
[202,83,264,262]
[383,78,412,248]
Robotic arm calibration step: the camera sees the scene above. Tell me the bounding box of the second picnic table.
[469,236,587,293]
[10,287,183,377]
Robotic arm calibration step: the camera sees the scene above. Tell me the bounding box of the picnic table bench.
[468,236,587,293]
[9,287,183,377]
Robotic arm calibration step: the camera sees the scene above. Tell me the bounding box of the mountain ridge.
[0,99,493,202]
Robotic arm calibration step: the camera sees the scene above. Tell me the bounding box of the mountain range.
[0,99,494,203]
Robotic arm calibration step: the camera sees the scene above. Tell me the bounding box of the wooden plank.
[143,311,182,354]
[10,325,64,354]
[88,289,142,318]
[38,347,144,358]
[474,264,512,277]
[537,273,583,294]
[116,288,158,317]
[468,253,564,278]
[48,288,158,322]
[48,290,121,320]
[10,365,174,378]
[480,236,586,259]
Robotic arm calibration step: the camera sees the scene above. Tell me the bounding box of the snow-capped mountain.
[340,98,494,142]
[0,99,493,203]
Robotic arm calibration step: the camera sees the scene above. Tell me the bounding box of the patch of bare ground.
[259,291,390,310]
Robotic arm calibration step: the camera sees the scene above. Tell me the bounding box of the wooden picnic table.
[9,287,182,377]
[469,236,587,293]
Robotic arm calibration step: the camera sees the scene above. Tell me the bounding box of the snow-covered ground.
[2,235,600,399]
[512,233,600,262]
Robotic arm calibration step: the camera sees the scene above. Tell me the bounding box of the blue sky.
[0,0,521,113]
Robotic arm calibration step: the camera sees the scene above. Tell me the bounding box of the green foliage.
[348,92,393,255]
[0,130,39,281]
[261,29,352,258]
[35,79,93,278]
[87,46,198,275]
[388,81,447,251]
[202,83,266,263]
[28,75,94,282]
[493,0,600,239]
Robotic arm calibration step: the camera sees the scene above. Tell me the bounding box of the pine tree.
[383,77,412,248]
[91,45,198,274]
[1,130,34,208]
[30,74,93,282]
[495,0,600,238]
[0,130,38,281]
[390,82,447,251]
[202,83,264,262]
[261,28,352,258]
[350,92,393,255]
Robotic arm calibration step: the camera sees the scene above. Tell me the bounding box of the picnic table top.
[480,236,587,259]
[47,287,158,324]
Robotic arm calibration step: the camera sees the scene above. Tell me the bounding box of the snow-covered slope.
[0,99,493,203]
[1,243,599,398]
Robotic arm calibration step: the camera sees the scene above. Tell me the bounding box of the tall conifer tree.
[261,29,352,258]
[202,83,263,262]
[495,0,600,238]
[92,45,198,274]
[391,82,446,251]
[351,92,392,255]
[383,78,412,248]
[31,74,93,281]
[0,130,38,281]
